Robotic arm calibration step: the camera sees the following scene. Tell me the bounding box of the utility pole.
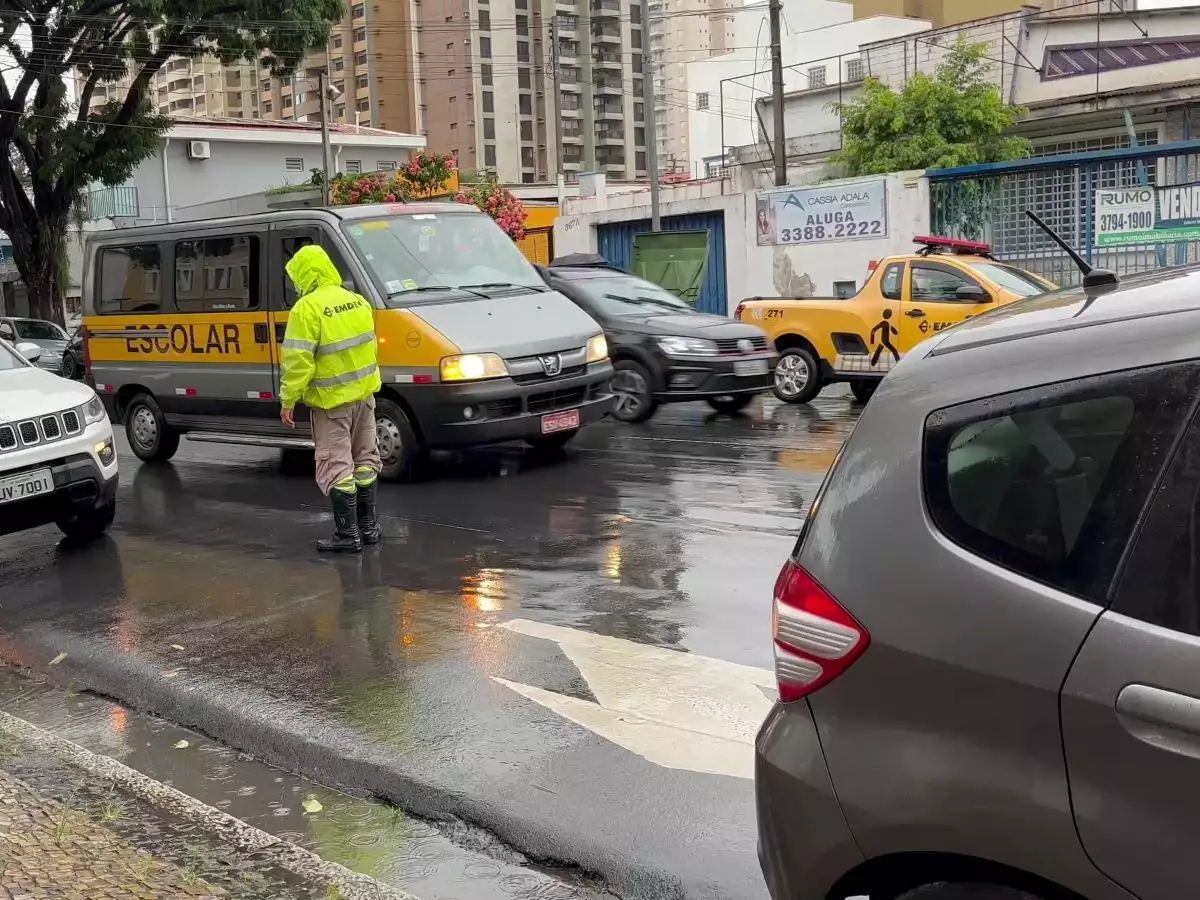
[640,0,661,230]
[318,70,333,205]
[768,0,786,187]
[551,18,564,179]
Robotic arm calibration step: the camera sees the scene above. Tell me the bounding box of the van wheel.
[125,394,180,463]
[375,398,425,482]
[58,499,116,541]
[849,379,878,404]
[896,883,1043,900]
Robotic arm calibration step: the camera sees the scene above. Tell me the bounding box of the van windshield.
[341,211,546,305]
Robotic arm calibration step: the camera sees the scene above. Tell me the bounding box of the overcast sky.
[1141,0,1200,7]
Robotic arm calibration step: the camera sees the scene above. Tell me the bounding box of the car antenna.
[1024,210,1119,290]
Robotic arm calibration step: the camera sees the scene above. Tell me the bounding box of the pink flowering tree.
[329,151,458,204]
[454,180,527,241]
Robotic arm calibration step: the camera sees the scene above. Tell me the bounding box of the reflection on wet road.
[0,393,860,900]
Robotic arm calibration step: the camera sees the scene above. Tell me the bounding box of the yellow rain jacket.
[280,245,381,411]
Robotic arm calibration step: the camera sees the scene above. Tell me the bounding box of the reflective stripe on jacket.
[280,245,382,410]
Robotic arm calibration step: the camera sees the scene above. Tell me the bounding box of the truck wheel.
[611,359,659,423]
[773,348,821,404]
[375,397,426,482]
[849,379,878,404]
[125,394,180,463]
[58,499,116,541]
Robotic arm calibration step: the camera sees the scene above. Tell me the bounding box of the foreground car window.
[924,363,1200,602]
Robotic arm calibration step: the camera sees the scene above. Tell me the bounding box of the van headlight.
[586,334,608,363]
[83,393,107,425]
[657,336,718,357]
[440,353,509,382]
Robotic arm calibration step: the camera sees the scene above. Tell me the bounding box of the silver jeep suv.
[757,266,1200,900]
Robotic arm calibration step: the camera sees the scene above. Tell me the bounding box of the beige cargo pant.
[310,397,382,496]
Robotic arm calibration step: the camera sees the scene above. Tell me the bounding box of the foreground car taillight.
[773,559,869,702]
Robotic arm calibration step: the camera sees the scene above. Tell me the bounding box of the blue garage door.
[595,212,728,316]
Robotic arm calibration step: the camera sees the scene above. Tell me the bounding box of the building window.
[485,144,497,166]
[345,159,362,173]
[377,160,397,171]
[263,99,272,113]
[480,36,491,58]
[635,126,644,145]
[516,14,528,33]
[517,41,529,62]
[519,94,531,115]
[283,95,293,108]
[808,65,826,88]
[354,27,366,42]
[450,121,457,130]
[520,120,533,140]
[636,150,646,170]
[483,91,494,113]
[834,280,857,298]
[355,51,367,66]
[449,95,456,104]
[357,98,370,112]
[285,157,304,171]
[335,104,346,119]
[696,92,709,109]
[846,57,864,82]
[635,101,644,122]
[481,64,492,86]
[522,173,534,183]
[334,58,344,72]
[518,69,531,89]
[521,146,534,167]
[479,10,490,29]
[483,118,495,139]
[631,3,641,23]
[333,34,343,48]
[356,75,369,89]
[261,78,272,92]
[352,2,365,17]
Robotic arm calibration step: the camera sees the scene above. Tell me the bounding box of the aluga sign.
[1096,184,1200,247]
[756,180,888,247]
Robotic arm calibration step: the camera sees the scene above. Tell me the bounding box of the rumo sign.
[1095,183,1200,247]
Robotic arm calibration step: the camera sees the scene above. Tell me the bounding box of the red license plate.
[541,409,580,434]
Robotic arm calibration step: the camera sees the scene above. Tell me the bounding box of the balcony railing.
[85,186,139,220]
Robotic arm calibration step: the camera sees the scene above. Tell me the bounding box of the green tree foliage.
[0,0,342,322]
[831,39,1030,178]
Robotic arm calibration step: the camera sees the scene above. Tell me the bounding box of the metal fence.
[928,140,1200,287]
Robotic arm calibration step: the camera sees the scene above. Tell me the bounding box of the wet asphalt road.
[0,391,860,900]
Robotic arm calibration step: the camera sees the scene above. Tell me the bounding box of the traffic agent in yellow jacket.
[280,245,383,553]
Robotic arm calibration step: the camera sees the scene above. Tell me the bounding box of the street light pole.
[768,0,786,187]
[640,0,661,230]
[318,70,333,205]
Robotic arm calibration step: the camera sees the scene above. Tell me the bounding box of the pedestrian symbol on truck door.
[869,309,899,366]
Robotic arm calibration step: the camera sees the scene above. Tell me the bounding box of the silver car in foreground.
[757,265,1200,900]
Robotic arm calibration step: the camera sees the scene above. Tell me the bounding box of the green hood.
[286,245,343,297]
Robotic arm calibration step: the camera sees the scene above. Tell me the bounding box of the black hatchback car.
[542,255,776,422]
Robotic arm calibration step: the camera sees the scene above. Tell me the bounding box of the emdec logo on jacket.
[323,298,367,318]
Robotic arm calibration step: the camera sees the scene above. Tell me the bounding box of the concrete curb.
[0,708,422,900]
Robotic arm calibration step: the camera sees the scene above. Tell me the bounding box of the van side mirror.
[15,342,42,362]
[956,284,990,302]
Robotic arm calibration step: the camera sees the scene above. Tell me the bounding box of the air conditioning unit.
[187,140,211,160]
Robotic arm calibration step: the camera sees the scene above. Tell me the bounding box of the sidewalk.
[0,767,222,899]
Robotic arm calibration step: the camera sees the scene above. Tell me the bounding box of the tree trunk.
[10,217,67,326]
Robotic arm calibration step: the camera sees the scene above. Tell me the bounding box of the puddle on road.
[0,669,609,900]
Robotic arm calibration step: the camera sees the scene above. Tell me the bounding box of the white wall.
[551,170,929,312]
[687,11,931,176]
[743,171,928,299]
[128,137,418,225]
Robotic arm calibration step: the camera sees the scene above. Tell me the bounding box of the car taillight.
[734,303,746,320]
[773,559,869,702]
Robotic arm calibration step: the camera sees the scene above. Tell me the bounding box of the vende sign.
[1095,183,1200,247]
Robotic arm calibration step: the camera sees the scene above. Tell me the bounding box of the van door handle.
[275,323,287,343]
[253,323,269,344]
[1116,684,1200,758]
[906,309,926,318]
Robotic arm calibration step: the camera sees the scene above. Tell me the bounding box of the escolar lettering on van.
[124,323,242,355]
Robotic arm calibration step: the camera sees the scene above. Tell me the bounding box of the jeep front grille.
[0,407,82,455]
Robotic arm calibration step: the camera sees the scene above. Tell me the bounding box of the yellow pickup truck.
[735,237,1055,404]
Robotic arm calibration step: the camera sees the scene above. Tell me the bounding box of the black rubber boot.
[316,489,362,553]
[357,482,382,545]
